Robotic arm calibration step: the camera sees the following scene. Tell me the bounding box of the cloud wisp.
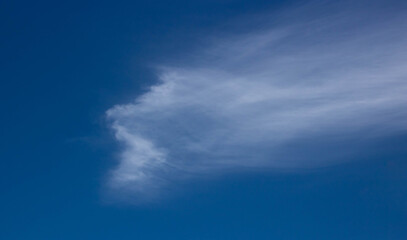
[106,1,407,201]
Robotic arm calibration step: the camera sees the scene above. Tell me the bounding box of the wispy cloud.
[106,1,407,200]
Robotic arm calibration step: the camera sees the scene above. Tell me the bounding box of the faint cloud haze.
[106,1,407,201]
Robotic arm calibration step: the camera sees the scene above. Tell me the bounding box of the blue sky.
[1,0,407,239]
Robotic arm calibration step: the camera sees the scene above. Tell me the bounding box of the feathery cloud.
[106,1,407,200]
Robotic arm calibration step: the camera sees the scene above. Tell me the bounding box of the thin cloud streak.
[106,1,407,200]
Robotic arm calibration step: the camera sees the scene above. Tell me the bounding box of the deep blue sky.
[1,0,407,239]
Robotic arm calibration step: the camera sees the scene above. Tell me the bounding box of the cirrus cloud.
[106,1,407,200]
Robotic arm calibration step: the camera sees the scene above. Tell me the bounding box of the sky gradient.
[1,0,407,239]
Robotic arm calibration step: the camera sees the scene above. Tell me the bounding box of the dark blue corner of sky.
[1,0,406,239]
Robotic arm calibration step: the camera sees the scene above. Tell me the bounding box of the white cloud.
[106,1,407,200]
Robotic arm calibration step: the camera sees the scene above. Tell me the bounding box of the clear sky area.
[1,0,407,239]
